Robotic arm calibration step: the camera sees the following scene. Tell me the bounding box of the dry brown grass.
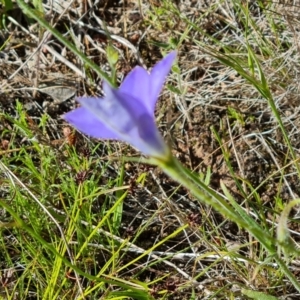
[1,0,300,299]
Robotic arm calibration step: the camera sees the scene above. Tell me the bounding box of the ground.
[1,0,300,299]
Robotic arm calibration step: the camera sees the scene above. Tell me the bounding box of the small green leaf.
[167,84,182,95]
[171,64,180,74]
[136,172,147,186]
[227,106,245,126]
[32,0,44,13]
[106,44,119,67]
[2,0,14,11]
[241,289,279,300]
[169,37,179,47]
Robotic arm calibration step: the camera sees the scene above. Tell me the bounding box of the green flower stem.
[155,154,300,292]
[15,0,115,87]
[158,155,269,241]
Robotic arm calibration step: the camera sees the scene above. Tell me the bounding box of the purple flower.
[64,51,176,158]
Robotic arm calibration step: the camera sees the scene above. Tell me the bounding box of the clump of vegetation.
[1,0,300,299]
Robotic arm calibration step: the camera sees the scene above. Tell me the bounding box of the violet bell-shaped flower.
[64,51,176,159]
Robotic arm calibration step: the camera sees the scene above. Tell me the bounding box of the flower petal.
[64,106,166,156]
[134,112,167,156]
[75,83,167,157]
[119,66,152,113]
[64,107,121,139]
[149,51,177,106]
[76,82,147,135]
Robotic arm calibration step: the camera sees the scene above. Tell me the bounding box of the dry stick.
[79,221,202,288]
[68,241,284,269]
[5,18,49,82]
[75,19,146,68]
[257,133,296,199]
[16,0,113,85]
[5,16,85,81]
[47,195,201,286]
